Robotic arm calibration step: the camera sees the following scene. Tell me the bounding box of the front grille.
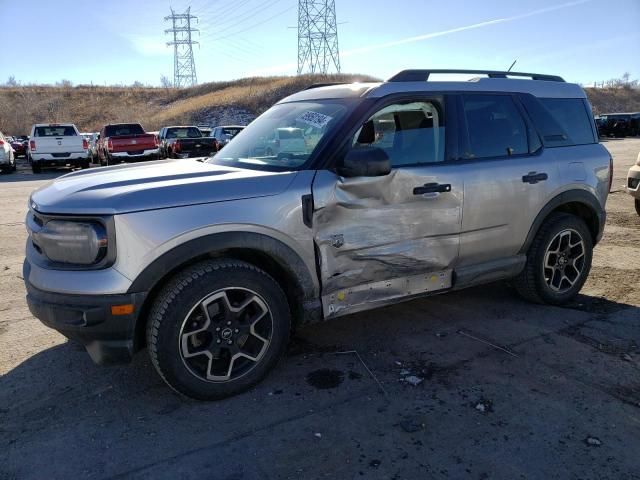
[33,214,43,227]
[629,178,640,190]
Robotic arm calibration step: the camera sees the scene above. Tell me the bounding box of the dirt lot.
[1,141,639,480]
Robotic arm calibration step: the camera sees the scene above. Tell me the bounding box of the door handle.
[522,172,548,184]
[413,183,452,195]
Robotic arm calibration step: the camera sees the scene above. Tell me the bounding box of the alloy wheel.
[543,229,586,293]
[178,287,273,382]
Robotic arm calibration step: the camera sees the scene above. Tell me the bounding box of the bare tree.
[160,75,172,88]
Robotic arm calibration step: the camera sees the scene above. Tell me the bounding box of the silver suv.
[24,69,611,400]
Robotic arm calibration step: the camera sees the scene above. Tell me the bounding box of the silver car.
[24,69,611,400]
[627,152,640,215]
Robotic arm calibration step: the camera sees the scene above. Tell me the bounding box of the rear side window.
[104,124,145,136]
[520,96,595,147]
[34,126,77,137]
[461,94,528,159]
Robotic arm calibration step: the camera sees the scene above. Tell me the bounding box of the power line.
[199,0,283,40]
[297,0,341,75]
[164,6,199,88]
[205,5,295,42]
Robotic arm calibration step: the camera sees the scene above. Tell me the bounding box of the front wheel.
[146,259,291,400]
[514,213,593,305]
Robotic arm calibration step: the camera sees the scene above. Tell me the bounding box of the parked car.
[0,130,17,173]
[598,113,640,138]
[263,127,306,157]
[627,152,640,216]
[24,69,611,400]
[97,123,159,166]
[210,125,244,149]
[10,138,27,158]
[28,123,89,173]
[158,126,218,159]
[86,133,100,163]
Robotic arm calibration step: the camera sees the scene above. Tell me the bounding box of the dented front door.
[312,166,463,318]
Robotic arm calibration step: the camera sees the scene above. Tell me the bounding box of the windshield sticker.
[297,111,333,129]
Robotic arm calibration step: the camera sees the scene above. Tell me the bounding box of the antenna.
[297,0,341,75]
[165,7,199,88]
[507,60,517,72]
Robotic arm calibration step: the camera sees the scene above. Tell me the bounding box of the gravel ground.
[1,140,639,480]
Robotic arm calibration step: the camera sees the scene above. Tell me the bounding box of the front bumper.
[627,165,640,199]
[24,261,147,365]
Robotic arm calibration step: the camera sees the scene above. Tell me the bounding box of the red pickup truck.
[97,123,160,166]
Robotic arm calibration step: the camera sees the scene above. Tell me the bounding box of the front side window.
[208,100,350,171]
[351,100,445,167]
[461,94,528,159]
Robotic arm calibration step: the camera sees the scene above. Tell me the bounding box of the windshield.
[105,124,145,136]
[207,100,350,170]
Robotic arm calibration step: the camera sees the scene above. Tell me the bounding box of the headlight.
[33,220,108,265]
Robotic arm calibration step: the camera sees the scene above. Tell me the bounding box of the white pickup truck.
[28,123,89,173]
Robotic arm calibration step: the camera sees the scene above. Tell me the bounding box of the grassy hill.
[0,75,638,135]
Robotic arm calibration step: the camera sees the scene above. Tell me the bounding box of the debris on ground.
[622,353,633,362]
[399,417,425,433]
[474,399,494,414]
[585,436,602,447]
[403,375,423,386]
[314,432,322,439]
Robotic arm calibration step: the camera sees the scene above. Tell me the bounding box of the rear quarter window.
[520,96,595,147]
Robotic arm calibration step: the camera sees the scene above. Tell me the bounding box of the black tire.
[31,163,41,174]
[146,259,291,400]
[514,213,593,305]
[80,160,90,169]
[635,199,640,217]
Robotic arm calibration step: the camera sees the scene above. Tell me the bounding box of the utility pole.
[297,0,341,75]
[165,7,199,88]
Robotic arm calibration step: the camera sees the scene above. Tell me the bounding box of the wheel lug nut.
[215,327,220,332]
[234,328,239,333]
[227,340,233,345]
[227,321,231,326]
[216,339,221,344]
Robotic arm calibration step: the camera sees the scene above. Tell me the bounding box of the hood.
[31,159,297,215]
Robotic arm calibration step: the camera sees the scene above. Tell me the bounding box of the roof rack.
[387,69,565,83]
[304,82,350,90]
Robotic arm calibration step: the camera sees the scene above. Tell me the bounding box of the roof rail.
[387,69,565,83]
[304,82,349,90]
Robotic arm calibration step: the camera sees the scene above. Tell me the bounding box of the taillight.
[30,140,36,151]
[154,135,159,147]
[174,140,182,153]
[608,155,613,193]
[0,140,4,146]
[107,139,113,151]
[82,138,89,150]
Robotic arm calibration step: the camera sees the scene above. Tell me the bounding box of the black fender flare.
[127,231,318,301]
[519,189,605,255]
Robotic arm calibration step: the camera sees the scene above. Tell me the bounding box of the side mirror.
[337,147,391,177]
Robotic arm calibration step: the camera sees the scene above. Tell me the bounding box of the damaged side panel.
[312,168,463,318]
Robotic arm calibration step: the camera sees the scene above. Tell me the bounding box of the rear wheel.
[514,213,593,305]
[31,162,41,174]
[146,259,291,400]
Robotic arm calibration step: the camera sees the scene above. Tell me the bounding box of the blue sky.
[1,0,638,86]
